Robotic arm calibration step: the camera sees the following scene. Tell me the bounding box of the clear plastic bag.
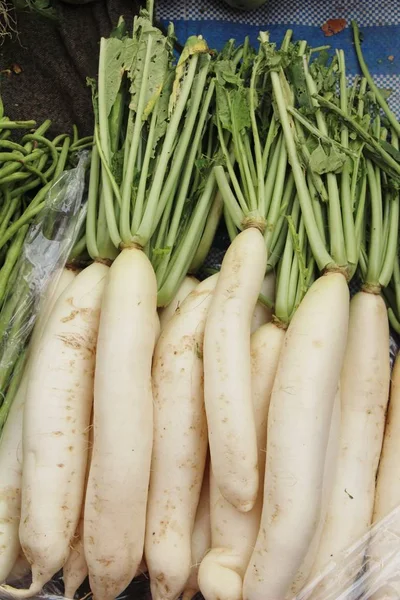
[0,152,88,428]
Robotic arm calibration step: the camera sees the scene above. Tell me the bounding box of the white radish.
[204,227,267,512]
[84,248,156,600]
[0,267,77,586]
[243,272,349,600]
[145,275,217,600]
[287,389,341,597]
[182,460,211,600]
[199,321,285,600]
[158,275,199,330]
[1,262,107,598]
[251,272,275,333]
[306,290,390,596]
[366,353,400,600]
[373,351,400,523]
[63,519,87,599]
[63,417,93,599]
[0,379,27,586]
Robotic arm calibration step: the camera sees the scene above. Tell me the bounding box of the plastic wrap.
[0,152,88,426]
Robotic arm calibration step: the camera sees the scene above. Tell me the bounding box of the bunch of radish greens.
[1,11,400,600]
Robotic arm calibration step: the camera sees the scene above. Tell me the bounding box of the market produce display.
[1,2,400,600]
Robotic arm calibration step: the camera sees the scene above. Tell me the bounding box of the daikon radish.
[0,267,77,586]
[287,389,341,597]
[373,352,400,523]
[251,272,275,333]
[199,321,284,600]
[146,275,217,600]
[307,290,390,596]
[182,461,211,600]
[243,272,349,600]
[0,379,27,586]
[158,275,199,330]
[204,227,267,512]
[85,248,156,600]
[63,519,86,599]
[2,262,107,598]
[366,353,400,600]
[63,416,93,599]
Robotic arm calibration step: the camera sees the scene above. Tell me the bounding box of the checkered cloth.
[157,0,400,116]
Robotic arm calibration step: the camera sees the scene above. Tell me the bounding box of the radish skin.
[361,335,400,600]
[373,352,400,523]
[1,262,107,598]
[63,418,93,599]
[63,518,87,599]
[182,461,211,600]
[145,275,217,600]
[158,276,199,330]
[199,322,285,600]
[243,272,349,600]
[251,272,275,334]
[287,389,341,597]
[0,268,77,586]
[204,227,267,512]
[84,248,156,600]
[307,290,390,596]
[0,379,27,585]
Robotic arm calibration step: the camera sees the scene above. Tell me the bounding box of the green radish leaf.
[231,88,251,133]
[287,57,311,109]
[102,37,129,119]
[169,35,210,115]
[110,147,125,185]
[152,69,175,156]
[380,139,400,163]
[128,16,171,119]
[309,144,346,174]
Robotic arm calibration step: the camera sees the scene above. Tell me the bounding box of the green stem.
[275,198,300,323]
[95,126,121,248]
[304,67,346,267]
[155,78,216,283]
[214,166,244,229]
[153,62,212,229]
[250,54,264,215]
[338,50,357,267]
[264,134,282,216]
[262,117,277,177]
[135,54,203,246]
[352,21,400,138]
[365,160,382,286]
[86,143,100,260]
[189,190,223,273]
[131,101,159,234]
[157,172,217,305]
[120,36,155,243]
[216,117,248,215]
[265,138,288,252]
[268,66,332,271]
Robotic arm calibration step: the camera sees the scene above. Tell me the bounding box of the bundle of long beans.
[0,105,92,425]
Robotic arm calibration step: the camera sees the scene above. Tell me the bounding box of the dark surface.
[0,0,142,136]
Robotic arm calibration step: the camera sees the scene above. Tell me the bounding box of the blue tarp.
[157,0,400,115]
